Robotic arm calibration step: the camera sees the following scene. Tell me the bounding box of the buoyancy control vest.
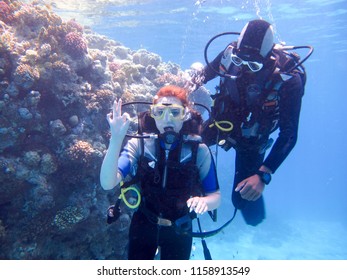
[139,137,202,221]
[204,42,306,152]
[134,110,205,221]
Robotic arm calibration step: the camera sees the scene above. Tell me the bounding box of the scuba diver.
[100,85,221,260]
[188,19,313,226]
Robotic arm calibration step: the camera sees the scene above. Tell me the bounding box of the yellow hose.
[209,120,233,132]
[119,185,141,209]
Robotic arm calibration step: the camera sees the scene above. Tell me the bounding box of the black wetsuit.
[201,50,304,226]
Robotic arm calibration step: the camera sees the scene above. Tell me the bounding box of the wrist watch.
[256,170,272,185]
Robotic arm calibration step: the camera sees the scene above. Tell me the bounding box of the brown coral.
[13,63,40,89]
[86,89,115,113]
[120,90,136,103]
[13,2,62,31]
[51,61,72,79]
[65,140,96,165]
[0,26,16,52]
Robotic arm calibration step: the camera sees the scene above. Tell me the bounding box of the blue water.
[48,0,347,259]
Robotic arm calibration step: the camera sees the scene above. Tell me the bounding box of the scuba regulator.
[160,127,180,145]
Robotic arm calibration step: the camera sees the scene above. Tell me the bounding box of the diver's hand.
[184,73,205,94]
[235,175,265,201]
[187,196,208,215]
[106,99,130,140]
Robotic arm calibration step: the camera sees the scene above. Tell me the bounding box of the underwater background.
[0,0,346,260]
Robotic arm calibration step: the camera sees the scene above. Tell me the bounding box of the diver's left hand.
[187,196,208,215]
[235,174,265,201]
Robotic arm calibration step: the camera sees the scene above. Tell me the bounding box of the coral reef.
[65,140,100,165]
[0,1,14,24]
[0,0,188,260]
[63,31,88,58]
[13,64,40,89]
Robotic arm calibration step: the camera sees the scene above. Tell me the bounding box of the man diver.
[189,19,308,226]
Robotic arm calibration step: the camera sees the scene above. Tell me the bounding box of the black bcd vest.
[202,43,306,151]
[138,137,202,221]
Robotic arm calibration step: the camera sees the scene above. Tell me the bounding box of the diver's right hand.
[187,196,208,215]
[106,99,130,139]
[185,73,205,94]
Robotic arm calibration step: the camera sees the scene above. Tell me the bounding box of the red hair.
[153,85,188,106]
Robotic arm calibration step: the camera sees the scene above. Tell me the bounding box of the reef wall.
[0,0,188,259]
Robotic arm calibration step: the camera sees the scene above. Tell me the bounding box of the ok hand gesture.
[106,99,130,140]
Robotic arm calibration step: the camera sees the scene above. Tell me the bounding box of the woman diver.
[100,85,221,260]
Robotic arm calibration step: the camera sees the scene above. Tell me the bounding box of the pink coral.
[63,32,88,58]
[108,61,121,72]
[0,1,14,24]
[66,19,84,33]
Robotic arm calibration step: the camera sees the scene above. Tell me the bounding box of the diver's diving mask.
[150,104,188,121]
[230,53,263,72]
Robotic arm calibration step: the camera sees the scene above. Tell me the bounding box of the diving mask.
[150,103,188,121]
[230,53,263,72]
